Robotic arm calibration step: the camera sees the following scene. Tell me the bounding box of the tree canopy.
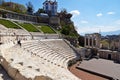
[35,8,45,15]
[78,36,84,47]
[26,1,34,15]
[0,1,27,14]
[58,9,78,37]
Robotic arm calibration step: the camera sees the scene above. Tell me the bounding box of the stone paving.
[78,58,120,79]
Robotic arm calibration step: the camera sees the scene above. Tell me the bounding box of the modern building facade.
[43,0,57,16]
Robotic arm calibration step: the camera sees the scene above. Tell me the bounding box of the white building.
[43,0,57,16]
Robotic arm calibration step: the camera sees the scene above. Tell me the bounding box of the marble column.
[92,36,94,48]
[88,36,90,48]
[95,37,98,48]
[84,36,86,47]
[0,31,1,42]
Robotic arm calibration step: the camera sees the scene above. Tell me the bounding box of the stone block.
[7,66,18,79]
[34,76,52,80]
[15,71,28,80]
[0,57,9,71]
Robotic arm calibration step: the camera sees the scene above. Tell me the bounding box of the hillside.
[0,1,80,47]
[0,1,79,37]
[58,9,79,37]
[0,2,26,14]
[101,30,120,36]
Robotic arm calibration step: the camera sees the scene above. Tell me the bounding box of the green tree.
[61,27,70,35]
[14,3,26,13]
[26,1,34,15]
[36,8,45,14]
[58,9,79,37]
[78,36,84,47]
[35,8,45,15]
[0,2,26,14]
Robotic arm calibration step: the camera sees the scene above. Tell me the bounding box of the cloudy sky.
[5,0,120,35]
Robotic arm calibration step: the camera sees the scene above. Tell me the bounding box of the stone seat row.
[41,40,76,56]
[0,25,29,35]
[20,39,77,68]
[22,41,69,68]
[22,40,76,59]
[23,44,74,61]
[4,46,63,79]
[21,43,74,64]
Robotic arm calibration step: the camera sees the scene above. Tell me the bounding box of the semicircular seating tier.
[1,39,80,80]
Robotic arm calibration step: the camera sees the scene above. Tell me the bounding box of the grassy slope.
[38,25,55,34]
[0,19,21,29]
[18,23,39,32]
[0,19,55,33]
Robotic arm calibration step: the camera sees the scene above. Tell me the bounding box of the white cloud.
[115,20,120,24]
[70,10,80,17]
[80,20,88,24]
[107,12,115,15]
[77,25,120,35]
[96,13,103,17]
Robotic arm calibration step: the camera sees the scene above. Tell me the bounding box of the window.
[46,3,48,5]
[52,5,54,9]
[46,6,48,10]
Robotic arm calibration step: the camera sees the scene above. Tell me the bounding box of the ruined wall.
[0,56,52,80]
[49,17,60,25]
[98,50,120,63]
[0,56,29,80]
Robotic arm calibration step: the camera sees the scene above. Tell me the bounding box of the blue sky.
[5,0,120,35]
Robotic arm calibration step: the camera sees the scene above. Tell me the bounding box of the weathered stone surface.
[7,66,18,79]
[34,76,52,80]
[1,39,80,80]
[0,57,9,71]
[15,71,28,80]
[49,17,60,25]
